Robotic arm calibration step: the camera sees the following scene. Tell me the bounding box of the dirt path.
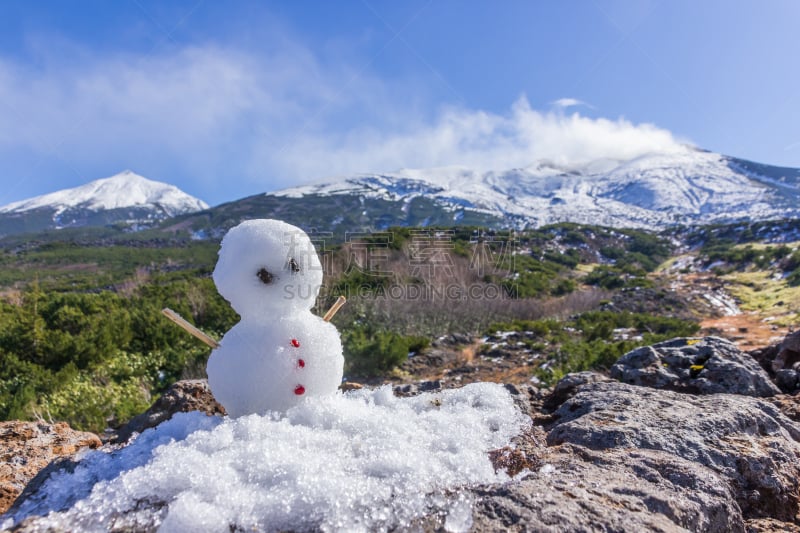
[699,313,789,351]
[660,265,793,350]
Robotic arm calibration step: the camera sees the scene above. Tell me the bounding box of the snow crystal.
[539,463,556,475]
[4,383,528,532]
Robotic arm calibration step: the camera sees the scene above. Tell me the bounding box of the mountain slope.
[0,171,208,236]
[270,148,800,230]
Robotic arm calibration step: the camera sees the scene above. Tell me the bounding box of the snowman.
[206,219,344,417]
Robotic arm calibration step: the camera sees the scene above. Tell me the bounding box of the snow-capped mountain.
[0,171,208,216]
[272,147,800,229]
[0,171,208,236]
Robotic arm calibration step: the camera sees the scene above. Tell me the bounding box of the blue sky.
[1,0,799,206]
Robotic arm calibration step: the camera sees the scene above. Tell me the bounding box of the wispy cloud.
[784,140,800,152]
[550,97,592,110]
[0,37,689,199]
[266,97,689,180]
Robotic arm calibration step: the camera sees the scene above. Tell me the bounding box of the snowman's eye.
[256,268,274,285]
[288,258,301,274]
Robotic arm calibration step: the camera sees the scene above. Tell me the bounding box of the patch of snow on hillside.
[4,383,527,533]
[267,148,800,229]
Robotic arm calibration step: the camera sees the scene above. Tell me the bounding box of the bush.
[483,310,700,386]
[41,372,151,432]
[0,278,227,430]
[342,324,426,378]
[550,278,576,296]
[585,266,626,289]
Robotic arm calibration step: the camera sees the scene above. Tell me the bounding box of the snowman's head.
[213,219,324,316]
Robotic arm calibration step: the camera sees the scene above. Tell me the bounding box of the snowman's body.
[207,219,344,417]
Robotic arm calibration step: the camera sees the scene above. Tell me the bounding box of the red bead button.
[291,338,300,348]
[294,385,305,395]
[297,359,306,368]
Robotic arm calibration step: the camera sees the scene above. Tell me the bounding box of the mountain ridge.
[2,148,799,239]
[271,147,800,229]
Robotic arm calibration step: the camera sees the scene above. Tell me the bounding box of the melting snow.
[4,383,527,533]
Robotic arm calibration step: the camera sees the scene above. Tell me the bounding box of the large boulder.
[0,422,101,514]
[541,370,612,412]
[774,330,800,373]
[610,337,780,397]
[473,443,743,533]
[770,331,800,393]
[750,330,800,394]
[546,379,800,522]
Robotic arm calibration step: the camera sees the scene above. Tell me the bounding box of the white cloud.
[550,97,591,109]
[0,39,690,199]
[265,96,689,181]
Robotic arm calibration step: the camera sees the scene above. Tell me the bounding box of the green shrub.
[585,266,626,289]
[342,324,425,377]
[41,372,151,432]
[484,310,701,386]
[550,278,576,296]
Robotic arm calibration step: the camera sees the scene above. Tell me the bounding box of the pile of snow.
[4,383,528,532]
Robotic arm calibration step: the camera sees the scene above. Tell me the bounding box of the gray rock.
[472,444,743,533]
[774,330,800,373]
[110,379,225,444]
[450,333,473,345]
[546,379,800,521]
[610,337,780,397]
[542,370,612,412]
[418,380,442,392]
[748,344,780,377]
[393,383,418,396]
[776,369,799,393]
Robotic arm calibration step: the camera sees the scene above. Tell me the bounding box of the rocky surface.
[775,330,800,371]
[0,422,101,514]
[770,393,800,423]
[750,329,800,394]
[110,379,225,444]
[545,380,800,522]
[466,369,800,532]
[540,370,611,412]
[610,336,781,397]
[4,333,800,531]
[476,443,744,533]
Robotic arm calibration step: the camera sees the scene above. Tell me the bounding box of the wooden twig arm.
[161,308,220,349]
